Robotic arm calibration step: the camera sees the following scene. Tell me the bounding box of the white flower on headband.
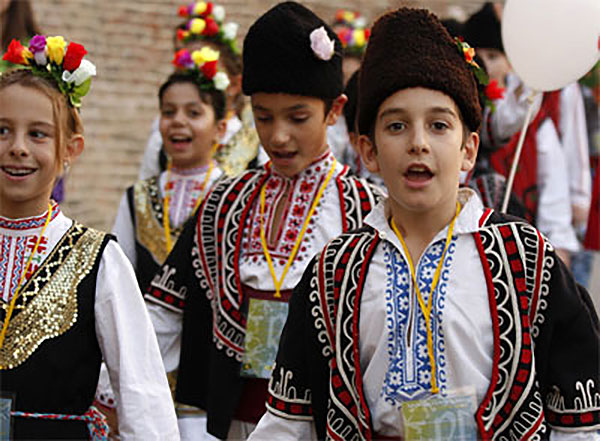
[34,51,47,66]
[213,71,230,91]
[62,59,96,86]
[310,26,335,61]
[222,22,238,41]
[213,5,225,22]
[354,17,367,28]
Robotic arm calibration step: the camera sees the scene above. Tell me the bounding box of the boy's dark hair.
[342,70,359,134]
[242,1,343,100]
[158,72,226,121]
[358,8,482,136]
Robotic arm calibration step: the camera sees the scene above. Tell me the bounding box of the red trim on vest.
[472,231,501,441]
[489,92,561,223]
[352,236,380,441]
[584,170,599,250]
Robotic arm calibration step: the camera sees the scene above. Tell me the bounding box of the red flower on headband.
[63,42,87,71]
[485,80,505,101]
[364,28,371,40]
[177,29,186,41]
[201,60,218,79]
[2,39,30,65]
[205,2,213,15]
[178,5,188,17]
[204,17,219,36]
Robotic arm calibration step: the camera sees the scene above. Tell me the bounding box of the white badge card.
[241,297,289,379]
[402,388,478,441]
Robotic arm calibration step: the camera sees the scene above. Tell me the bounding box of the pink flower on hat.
[310,26,334,61]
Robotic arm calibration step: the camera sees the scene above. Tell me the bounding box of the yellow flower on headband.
[353,29,365,47]
[46,36,67,64]
[191,46,219,65]
[343,11,355,23]
[194,1,207,15]
[190,18,206,34]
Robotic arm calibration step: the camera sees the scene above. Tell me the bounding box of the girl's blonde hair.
[0,69,83,173]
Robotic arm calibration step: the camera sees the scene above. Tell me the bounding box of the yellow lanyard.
[390,202,460,394]
[163,148,217,253]
[260,158,337,298]
[0,203,53,350]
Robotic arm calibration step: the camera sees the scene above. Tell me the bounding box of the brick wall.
[30,0,483,231]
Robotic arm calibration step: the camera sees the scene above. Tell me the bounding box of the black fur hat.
[464,3,504,52]
[358,8,482,135]
[242,1,343,99]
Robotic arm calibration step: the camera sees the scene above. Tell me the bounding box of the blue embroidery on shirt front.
[382,238,456,407]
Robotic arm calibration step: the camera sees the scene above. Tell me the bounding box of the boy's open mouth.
[404,165,433,181]
[271,151,297,159]
[1,166,37,177]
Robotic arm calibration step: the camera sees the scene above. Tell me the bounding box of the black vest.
[1,225,108,439]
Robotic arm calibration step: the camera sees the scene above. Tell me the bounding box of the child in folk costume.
[249,8,600,441]
[139,1,260,180]
[113,47,229,293]
[144,2,384,439]
[0,37,178,439]
[105,47,229,440]
[463,3,588,267]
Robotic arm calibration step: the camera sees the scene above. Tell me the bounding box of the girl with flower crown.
[139,1,261,182]
[0,37,179,439]
[106,45,230,441]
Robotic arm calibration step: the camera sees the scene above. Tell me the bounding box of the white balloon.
[502,0,599,91]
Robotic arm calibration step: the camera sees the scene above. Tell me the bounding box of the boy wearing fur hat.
[248,7,600,441]
[144,2,383,439]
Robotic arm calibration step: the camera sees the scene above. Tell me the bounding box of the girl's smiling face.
[159,82,225,170]
[0,84,61,218]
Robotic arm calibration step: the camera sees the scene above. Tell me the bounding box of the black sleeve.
[266,256,332,440]
[534,245,600,431]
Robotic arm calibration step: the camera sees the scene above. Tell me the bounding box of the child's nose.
[270,122,290,147]
[408,126,429,154]
[9,135,29,157]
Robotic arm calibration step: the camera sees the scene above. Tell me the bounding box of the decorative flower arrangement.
[333,9,370,57]
[310,27,335,61]
[2,35,96,107]
[172,46,230,91]
[455,37,505,111]
[176,2,240,55]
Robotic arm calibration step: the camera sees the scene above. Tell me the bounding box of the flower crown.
[172,46,230,91]
[333,9,370,57]
[455,37,505,111]
[2,35,96,108]
[176,2,240,55]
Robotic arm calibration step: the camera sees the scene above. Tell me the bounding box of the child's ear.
[357,134,380,174]
[226,74,242,100]
[325,94,348,126]
[216,118,228,141]
[65,134,84,166]
[460,131,479,172]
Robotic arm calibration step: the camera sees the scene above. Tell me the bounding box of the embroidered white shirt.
[0,207,179,440]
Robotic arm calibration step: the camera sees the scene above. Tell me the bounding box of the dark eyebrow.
[378,106,459,120]
[429,106,459,119]
[378,107,407,120]
[252,104,309,112]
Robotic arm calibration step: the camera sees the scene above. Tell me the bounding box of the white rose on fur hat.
[309,26,334,61]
